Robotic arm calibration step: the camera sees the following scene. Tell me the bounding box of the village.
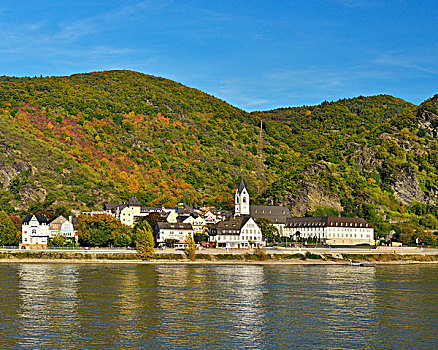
[20,179,375,250]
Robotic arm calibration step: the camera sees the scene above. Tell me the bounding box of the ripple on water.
[0,263,436,350]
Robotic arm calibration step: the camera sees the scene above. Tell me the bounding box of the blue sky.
[0,0,436,111]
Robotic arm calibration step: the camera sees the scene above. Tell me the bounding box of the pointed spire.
[237,178,246,194]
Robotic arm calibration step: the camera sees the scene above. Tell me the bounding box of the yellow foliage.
[119,171,128,181]
[128,174,140,193]
[367,177,376,184]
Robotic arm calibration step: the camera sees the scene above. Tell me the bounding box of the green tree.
[136,222,155,260]
[49,235,69,247]
[255,218,280,243]
[77,214,132,247]
[114,232,132,247]
[0,210,20,246]
[185,234,196,261]
[194,232,208,243]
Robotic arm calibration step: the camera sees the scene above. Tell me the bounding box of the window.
[32,229,36,234]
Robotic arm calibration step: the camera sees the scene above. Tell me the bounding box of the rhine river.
[0,263,436,349]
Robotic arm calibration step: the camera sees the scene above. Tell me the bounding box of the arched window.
[32,229,36,234]
[243,197,246,203]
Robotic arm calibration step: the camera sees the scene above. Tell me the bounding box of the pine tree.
[136,222,155,260]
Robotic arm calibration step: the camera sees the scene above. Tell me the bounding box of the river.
[0,263,436,349]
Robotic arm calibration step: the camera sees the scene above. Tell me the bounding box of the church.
[234,179,292,236]
[208,179,292,248]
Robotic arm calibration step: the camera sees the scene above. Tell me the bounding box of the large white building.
[284,216,374,245]
[208,215,263,249]
[21,214,50,248]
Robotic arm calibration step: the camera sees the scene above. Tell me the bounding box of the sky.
[0,0,437,111]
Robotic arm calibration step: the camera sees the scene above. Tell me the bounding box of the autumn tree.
[136,222,155,260]
[185,234,196,261]
[77,214,132,247]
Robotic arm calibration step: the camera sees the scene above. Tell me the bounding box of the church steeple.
[235,178,250,216]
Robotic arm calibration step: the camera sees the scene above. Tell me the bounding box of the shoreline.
[1,250,437,265]
[1,258,438,265]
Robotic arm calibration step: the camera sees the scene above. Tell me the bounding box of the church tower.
[235,178,250,216]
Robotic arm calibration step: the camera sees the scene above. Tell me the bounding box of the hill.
[0,70,437,243]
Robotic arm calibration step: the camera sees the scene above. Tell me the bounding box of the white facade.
[284,217,374,246]
[60,220,75,238]
[21,215,49,248]
[119,205,141,227]
[210,217,263,249]
[156,223,195,243]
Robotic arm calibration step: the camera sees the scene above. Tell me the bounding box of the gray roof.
[212,215,251,233]
[49,216,67,230]
[156,222,193,230]
[104,203,119,210]
[285,216,372,228]
[250,205,291,224]
[128,196,141,207]
[22,214,49,225]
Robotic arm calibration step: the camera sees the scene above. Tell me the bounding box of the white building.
[104,196,165,227]
[155,222,195,243]
[208,215,263,249]
[284,216,374,245]
[21,214,50,248]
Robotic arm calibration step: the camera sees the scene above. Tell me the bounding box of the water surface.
[0,264,436,349]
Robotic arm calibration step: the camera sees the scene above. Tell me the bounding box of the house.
[208,215,263,249]
[235,179,291,235]
[104,196,165,227]
[177,214,207,234]
[284,216,374,245]
[155,222,194,243]
[49,216,76,239]
[163,208,178,223]
[21,214,50,248]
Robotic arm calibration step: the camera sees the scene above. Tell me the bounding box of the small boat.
[349,259,376,267]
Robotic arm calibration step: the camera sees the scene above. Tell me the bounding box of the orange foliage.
[173,120,183,128]
[156,113,170,125]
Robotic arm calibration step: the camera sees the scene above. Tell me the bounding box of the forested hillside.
[0,70,436,243]
[254,94,438,243]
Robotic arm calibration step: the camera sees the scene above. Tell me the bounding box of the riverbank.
[0,250,437,265]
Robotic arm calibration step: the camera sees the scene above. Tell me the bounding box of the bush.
[253,247,269,261]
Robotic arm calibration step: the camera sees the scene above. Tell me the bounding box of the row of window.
[217,235,261,242]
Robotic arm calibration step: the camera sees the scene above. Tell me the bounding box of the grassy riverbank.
[1,250,438,264]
